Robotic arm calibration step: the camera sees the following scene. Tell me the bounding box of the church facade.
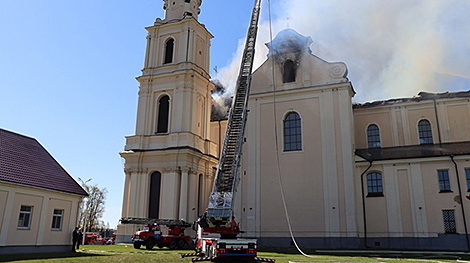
[117,0,470,251]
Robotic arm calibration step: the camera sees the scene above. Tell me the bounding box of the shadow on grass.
[0,251,107,262]
[259,248,470,261]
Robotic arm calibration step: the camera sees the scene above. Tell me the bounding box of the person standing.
[72,227,80,252]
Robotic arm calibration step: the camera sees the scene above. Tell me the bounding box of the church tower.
[117,0,218,242]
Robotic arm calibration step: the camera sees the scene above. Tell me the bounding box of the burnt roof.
[0,128,88,196]
[353,90,470,109]
[356,141,470,162]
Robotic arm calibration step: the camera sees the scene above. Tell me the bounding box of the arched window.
[197,174,203,216]
[418,119,433,144]
[284,112,302,151]
[164,39,174,64]
[283,60,296,83]
[157,95,170,133]
[148,172,162,219]
[367,172,383,197]
[367,124,381,148]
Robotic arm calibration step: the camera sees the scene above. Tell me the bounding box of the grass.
[1,245,469,263]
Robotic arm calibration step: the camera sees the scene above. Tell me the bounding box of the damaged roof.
[0,128,88,196]
[353,90,470,109]
[356,141,470,162]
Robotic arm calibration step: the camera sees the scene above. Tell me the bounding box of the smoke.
[215,0,470,103]
[211,80,232,121]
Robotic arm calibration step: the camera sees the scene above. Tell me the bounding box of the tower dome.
[163,0,202,21]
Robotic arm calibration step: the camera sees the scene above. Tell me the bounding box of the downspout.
[433,99,442,144]
[450,155,470,251]
[360,160,373,249]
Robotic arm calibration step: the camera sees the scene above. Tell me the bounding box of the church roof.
[266,28,313,56]
[356,141,470,162]
[0,128,88,196]
[354,90,470,109]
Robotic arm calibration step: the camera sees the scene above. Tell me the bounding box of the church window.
[157,95,170,134]
[465,169,470,191]
[283,60,296,83]
[148,172,162,219]
[418,119,433,144]
[438,170,451,192]
[197,174,203,216]
[284,112,302,151]
[367,172,383,197]
[443,210,456,233]
[164,39,174,64]
[367,124,381,148]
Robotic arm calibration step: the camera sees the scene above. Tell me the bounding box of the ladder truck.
[182,0,274,262]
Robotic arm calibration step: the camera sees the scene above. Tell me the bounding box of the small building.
[0,128,88,254]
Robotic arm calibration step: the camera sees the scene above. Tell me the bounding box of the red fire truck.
[120,218,191,250]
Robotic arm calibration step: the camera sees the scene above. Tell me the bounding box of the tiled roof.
[0,128,88,196]
[356,141,470,162]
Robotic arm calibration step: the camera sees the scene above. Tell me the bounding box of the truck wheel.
[177,239,186,249]
[133,242,141,249]
[169,240,177,250]
[145,239,155,250]
[157,242,164,249]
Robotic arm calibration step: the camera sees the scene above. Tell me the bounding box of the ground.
[1,245,469,263]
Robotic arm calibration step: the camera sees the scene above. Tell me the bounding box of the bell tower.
[117,0,218,242]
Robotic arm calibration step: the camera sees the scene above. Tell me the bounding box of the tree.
[78,178,107,232]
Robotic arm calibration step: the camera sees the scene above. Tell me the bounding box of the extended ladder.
[206,0,262,225]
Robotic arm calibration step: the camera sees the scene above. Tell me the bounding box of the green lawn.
[1,245,467,263]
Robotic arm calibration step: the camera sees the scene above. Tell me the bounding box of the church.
[117,0,470,251]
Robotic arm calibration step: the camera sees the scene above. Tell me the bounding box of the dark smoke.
[211,80,232,121]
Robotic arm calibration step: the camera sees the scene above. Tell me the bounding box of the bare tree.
[78,178,107,232]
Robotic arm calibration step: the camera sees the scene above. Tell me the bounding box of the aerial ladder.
[182,0,274,262]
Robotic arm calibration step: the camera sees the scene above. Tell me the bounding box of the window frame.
[17,205,33,230]
[366,124,381,148]
[465,168,470,191]
[163,38,175,64]
[443,209,457,234]
[51,209,64,230]
[283,59,296,83]
[366,172,384,197]
[438,169,452,193]
[283,111,302,152]
[418,119,433,145]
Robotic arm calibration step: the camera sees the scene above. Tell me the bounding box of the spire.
[163,0,202,21]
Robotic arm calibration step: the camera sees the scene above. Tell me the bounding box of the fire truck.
[120,218,191,250]
[182,0,274,262]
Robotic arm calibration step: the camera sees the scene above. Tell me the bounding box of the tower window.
[367,172,383,197]
[185,0,190,2]
[149,172,162,219]
[157,95,170,133]
[283,60,296,83]
[418,119,433,144]
[164,39,174,64]
[367,124,381,148]
[284,112,302,151]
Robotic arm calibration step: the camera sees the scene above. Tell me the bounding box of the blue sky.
[1,0,469,228]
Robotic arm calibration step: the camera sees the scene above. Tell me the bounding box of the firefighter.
[72,227,81,252]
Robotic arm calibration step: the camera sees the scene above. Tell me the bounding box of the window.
[367,124,381,148]
[18,205,33,229]
[51,209,64,230]
[443,210,457,234]
[157,95,170,133]
[367,172,383,196]
[148,171,162,219]
[283,60,296,83]
[284,112,302,151]
[438,170,451,192]
[418,119,433,144]
[197,174,203,216]
[466,169,470,191]
[164,39,174,64]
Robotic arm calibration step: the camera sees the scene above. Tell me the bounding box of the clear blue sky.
[1,0,469,228]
